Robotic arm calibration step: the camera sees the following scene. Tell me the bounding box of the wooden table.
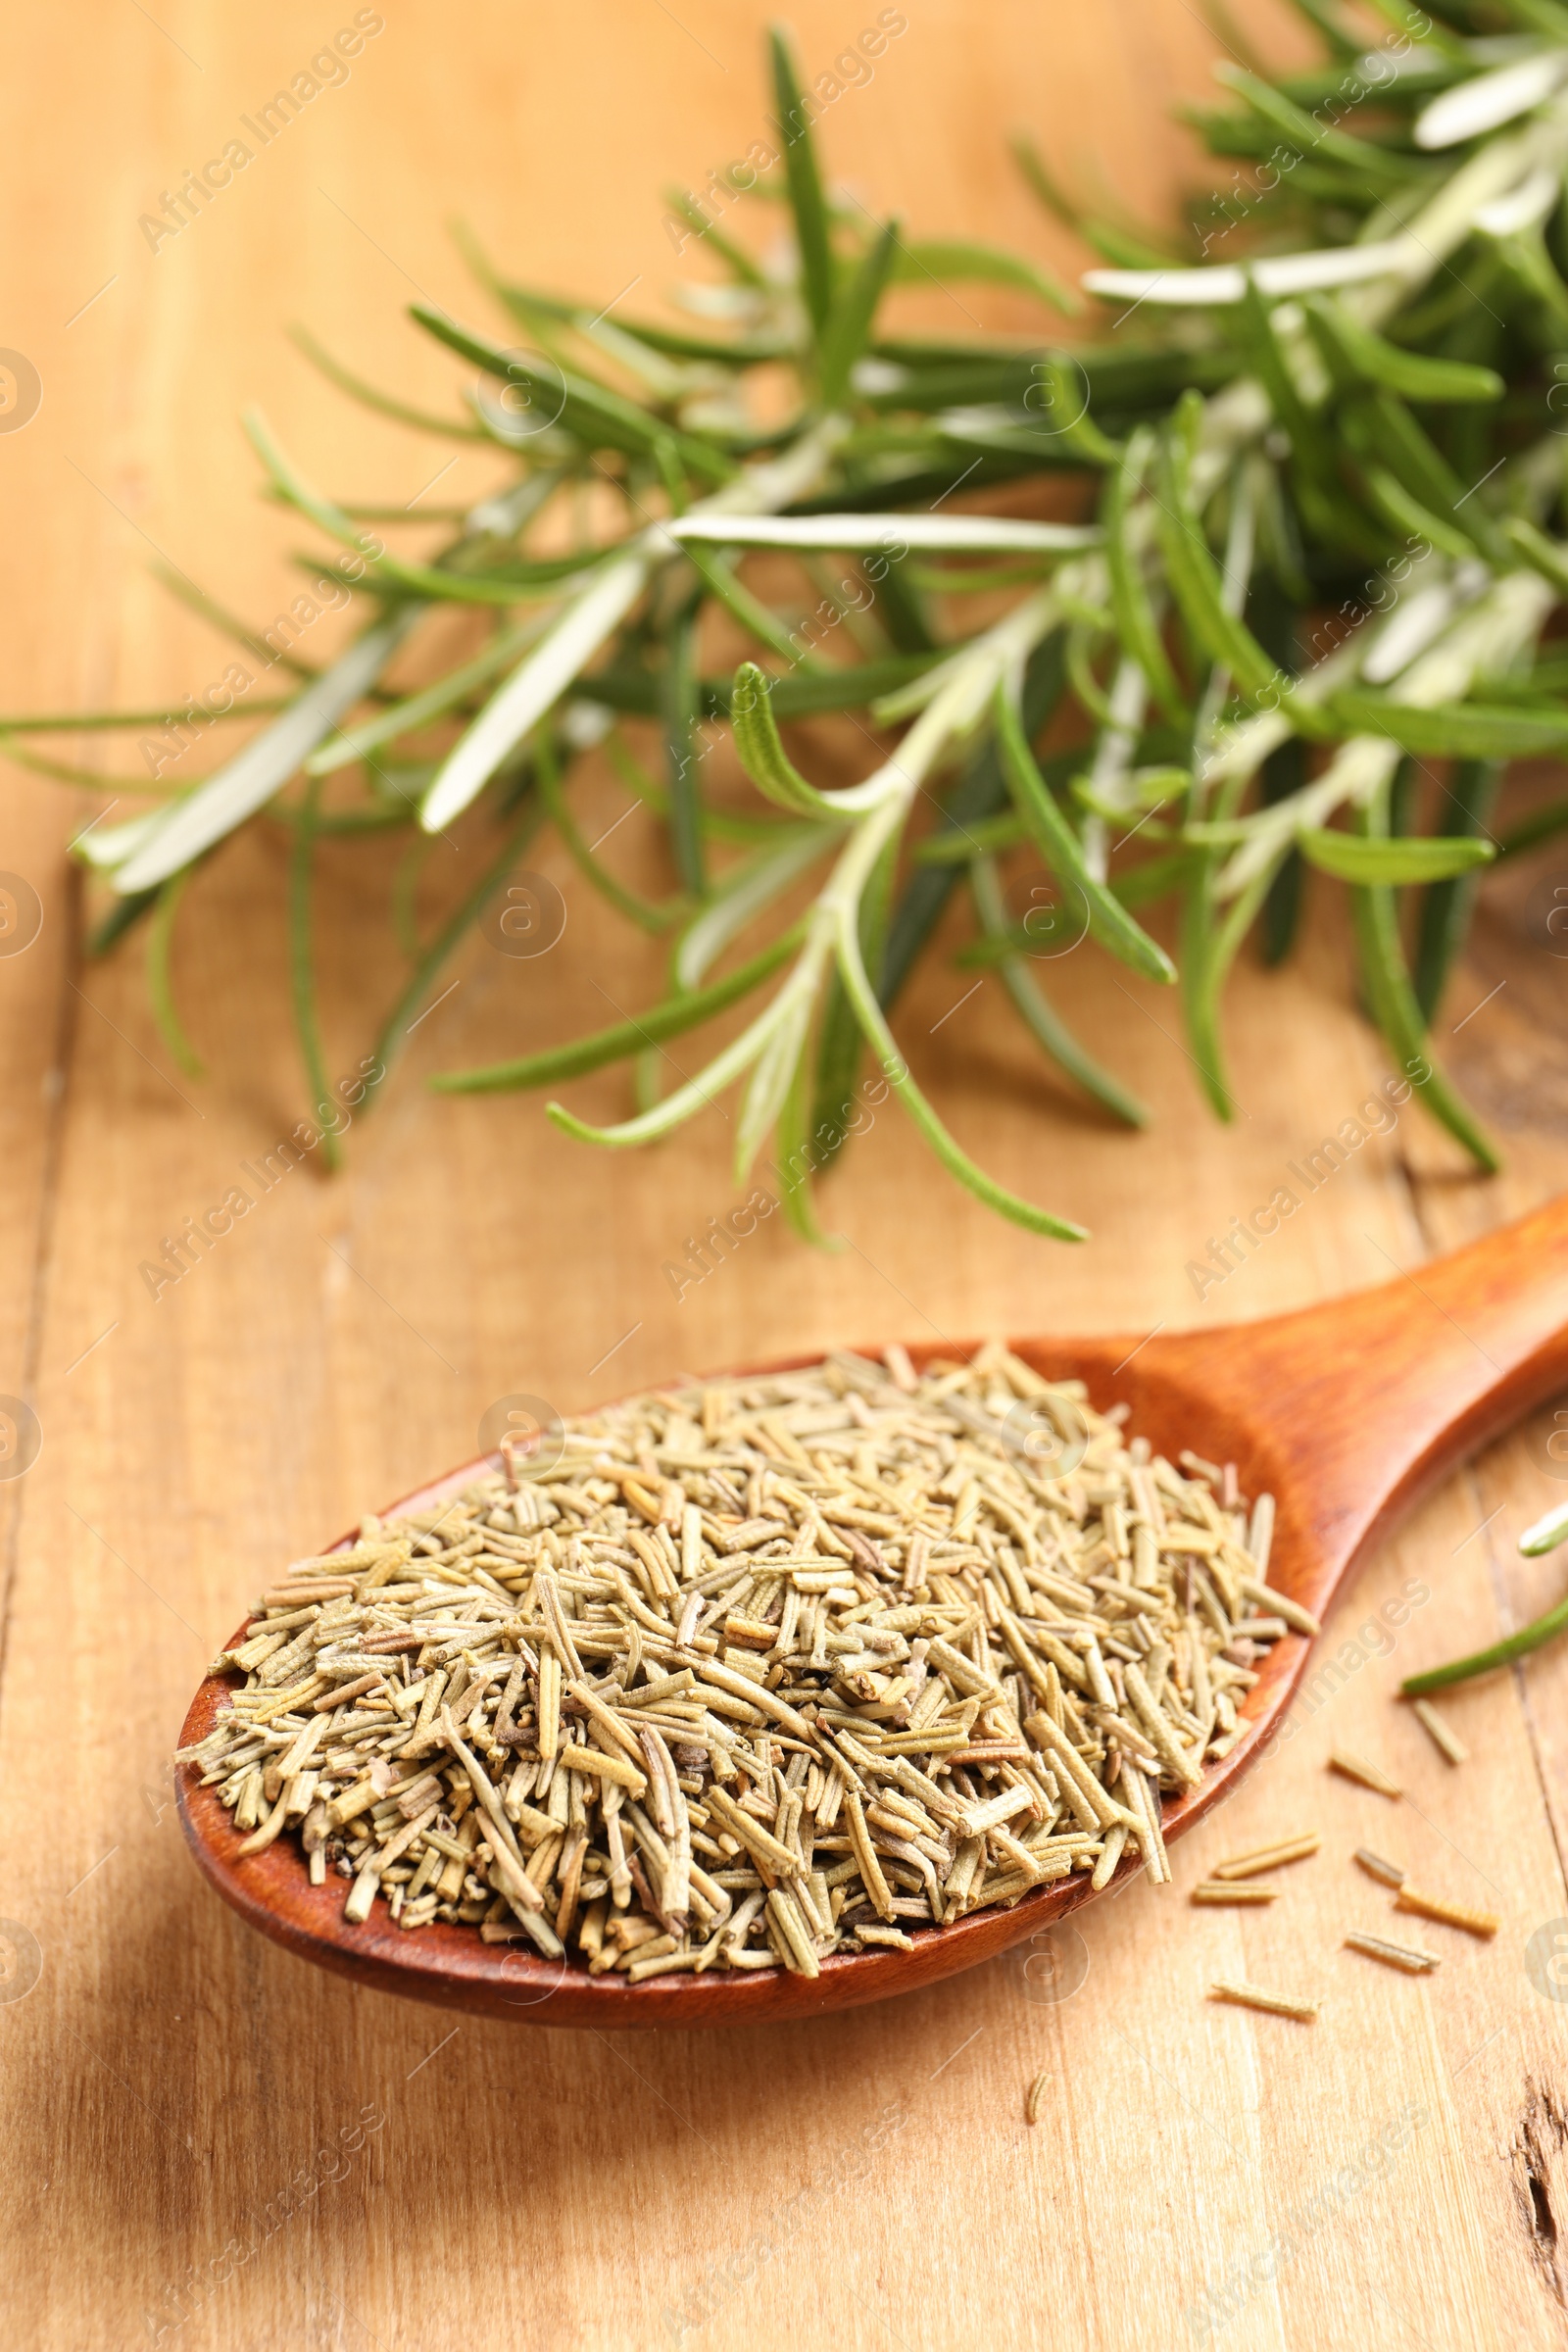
[4,5,1568,2344]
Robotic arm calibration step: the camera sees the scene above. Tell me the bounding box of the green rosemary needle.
[1521,1502,1568,1557]
[1401,1593,1568,1697]
[1403,1500,1568,1694]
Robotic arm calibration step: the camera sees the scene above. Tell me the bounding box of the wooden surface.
[5,3,1568,2346]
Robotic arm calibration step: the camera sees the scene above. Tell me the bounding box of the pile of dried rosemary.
[179,1346,1313,1977]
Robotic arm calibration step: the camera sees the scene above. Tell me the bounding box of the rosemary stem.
[1401,1591,1568,1696]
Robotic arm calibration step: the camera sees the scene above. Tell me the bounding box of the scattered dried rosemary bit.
[1394,1886,1499,1940]
[1344,1933,1439,1977]
[177,1345,1287,1977]
[1211,1833,1318,1881]
[1409,1699,1468,1768]
[1191,1881,1277,1906]
[1328,1750,1402,1801]
[1208,1980,1319,2024]
[1353,1848,1405,1890]
[1025,2071,1049,2127]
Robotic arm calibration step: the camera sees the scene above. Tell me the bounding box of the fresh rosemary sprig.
[17,12,1568,1238]
[1402,1496,1568,1694]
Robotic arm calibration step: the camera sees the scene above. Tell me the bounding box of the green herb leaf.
[1503,515,1568,597]
[433,926,804,1094]
[1401,1591,1568,1694]
[1326,692,1568,759]
[890,237,1077,316]
[1358,464,1477,564]
[809,824,899,1169]
[1522,1501,1568,1558]
[1300,297,1503,405]
[1213,63,1412,181]
[970,855,1147,1125]
[880,632,1068,1010]
[994,684,1177,985]
[1413,759,1499,1020]
[308,615,543,776]
[831,888,1088,1239]
[290,325,489,441]
[1154,398,1327,726]
[773,1035,840,1247]
[146,870,205,1081]
[770,27,835,336]
[422,551,651,831]
[368,796,546,1111]
[820,220,901,410]
[729,662,858,820]
[663,608,706,897]
[112,610,419,894]
[683,544,820,669]
[1104,428,1186,722]
[286,774,343,1171]
[1348,778,1498,1173]
[1298,828,1495,883]
[535,722,683,932]
[410,306,734,483]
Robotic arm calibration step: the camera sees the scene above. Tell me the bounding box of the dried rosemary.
[1211,1831,1319,1879]
[1394,1884,1498,1938]
[179,1343,1298,1975]
[1344,1932,1439,1976]
[1208,1980,1319,2024]
[1409,1695,1468,1766]
[1328,1749,1402,1799]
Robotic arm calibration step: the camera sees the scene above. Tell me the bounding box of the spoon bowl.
[178,1195,1568,2025]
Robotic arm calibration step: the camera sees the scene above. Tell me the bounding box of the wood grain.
[3,3,1568,2347]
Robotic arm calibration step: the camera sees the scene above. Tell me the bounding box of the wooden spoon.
[178,1193,1568,2027]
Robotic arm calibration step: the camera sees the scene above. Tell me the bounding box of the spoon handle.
[1127,1193,1568,1608]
